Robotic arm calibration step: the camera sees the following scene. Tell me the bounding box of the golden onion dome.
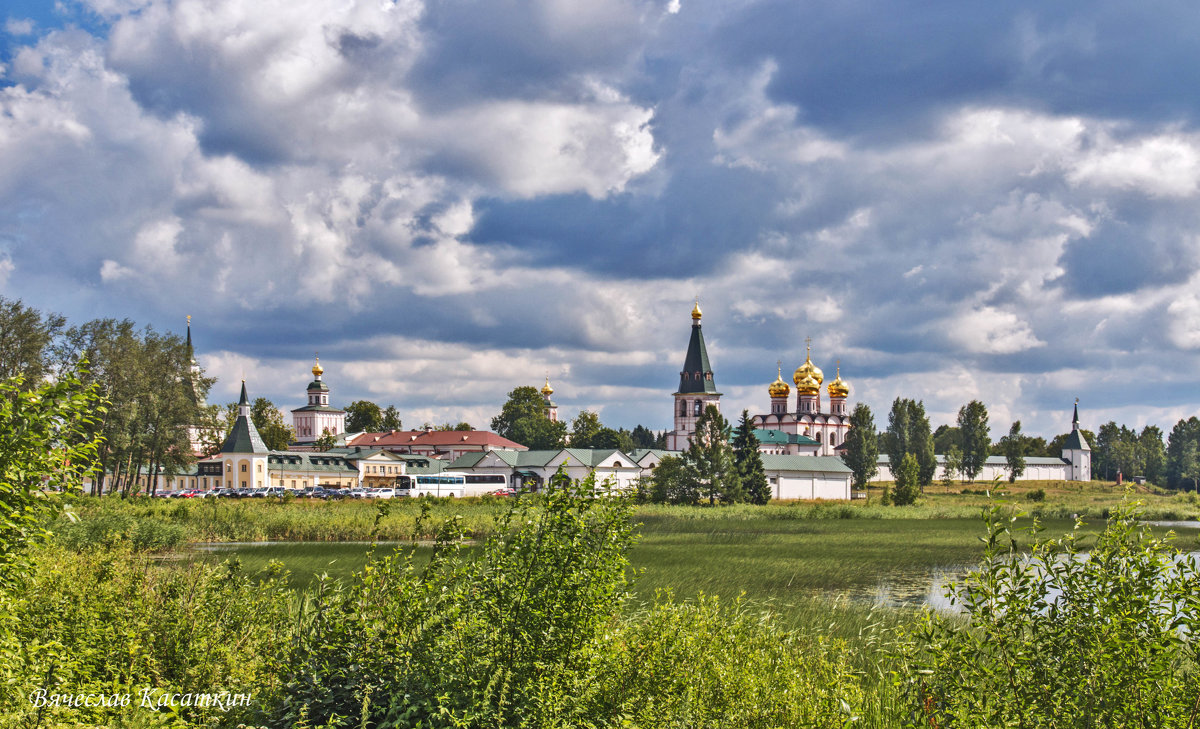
[691,300,703,321]
[827,363,849,399]
[791,344,824,387]
[768,363,790,398]
[541,376,554,397]
[312,355,324,378]
[796,371,820,395]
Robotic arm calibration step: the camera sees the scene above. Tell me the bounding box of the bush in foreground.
[905,499,1200,728]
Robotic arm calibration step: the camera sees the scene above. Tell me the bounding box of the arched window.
[679,400,687,416]
[694,401,703,416]
[815,433,822,444]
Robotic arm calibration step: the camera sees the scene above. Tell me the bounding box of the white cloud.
[0,254,13,288]
[99,259,135,282]
[1069,134,1200,198]
[949,307,1045,355]
[5,19,35,36]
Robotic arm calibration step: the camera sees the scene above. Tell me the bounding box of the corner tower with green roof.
[1062,401,1092,481]
[218,380,270,489]
[665,302,722,451]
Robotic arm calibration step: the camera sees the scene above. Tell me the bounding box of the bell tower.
[666,301,722,450]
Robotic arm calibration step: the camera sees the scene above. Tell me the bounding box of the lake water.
[197,520,1200,614]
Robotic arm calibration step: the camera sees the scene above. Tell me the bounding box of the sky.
[3,0,1200,441]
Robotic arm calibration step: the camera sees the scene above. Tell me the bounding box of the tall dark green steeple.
[220,381,269,454]
[675,301,720,395]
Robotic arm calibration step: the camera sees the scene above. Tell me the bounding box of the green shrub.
[55,512,186,552]
[0,546,293,727]
[1025,488,1046,502]
[905,499,1200,727]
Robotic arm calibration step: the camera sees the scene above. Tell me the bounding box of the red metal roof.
[347,430,528,451]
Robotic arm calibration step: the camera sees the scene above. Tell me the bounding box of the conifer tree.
[842,403,878,490]
[684,405,742,504]
[732,410,770,504]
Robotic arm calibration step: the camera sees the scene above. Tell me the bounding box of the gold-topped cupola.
[768,363,791,398]
[541,376,554,397]
[691,299,703,321]
[792,338,824,387]
[827,362,849,399]
[312,354,324,378]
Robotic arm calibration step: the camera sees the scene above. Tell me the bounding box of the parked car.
[490,488,517,497]
[373,488,396,499]
[347,488,370,499]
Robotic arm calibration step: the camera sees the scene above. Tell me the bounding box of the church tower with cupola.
[827,363,849,416]
[291,355,347,445]
[666,302,722,451]
[541,376,559,422]
[768,363,790,415]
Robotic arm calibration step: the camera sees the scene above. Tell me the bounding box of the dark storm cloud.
[715,1,1200,139]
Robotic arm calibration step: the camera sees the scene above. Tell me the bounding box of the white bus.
[463,473,509,496]
[395,473,466,498]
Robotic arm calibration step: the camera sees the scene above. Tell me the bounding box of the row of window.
[677,399,718,416]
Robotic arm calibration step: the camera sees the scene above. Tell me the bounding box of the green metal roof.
[676,322,719,395]
[291,404,345,413]
[266,451,356,474]
[220,400,269,455]
[760,455,852,473]
[307,379,329,392]
[744,429,820,446]
[1063,429,1091,451]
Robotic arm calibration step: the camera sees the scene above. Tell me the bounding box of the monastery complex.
[143,306,1092,500]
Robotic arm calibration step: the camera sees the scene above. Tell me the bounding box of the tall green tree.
[684,405,742,504]
[842,404,878,490]
[1000,420,1026,483]
[1139,426,1166,485]
[512,416,567,450]
[732,410,770,505]
[0,296,66,389]
[381,405,403,431]
[932,425,961,455]
[892,453,921,506]
[885,398,911,471]
[957,400,991,483]
[63,319,208,495]
[345,400,384,433]
[492,386,550,442]
[251,398,295,451]
[886,398,936,488]
[570,410,603,448]
[630,424,658,449]
[1167,417,1200,490]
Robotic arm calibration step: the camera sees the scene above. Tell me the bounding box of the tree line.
[1,297,210,495]
[490,385,665,452]
[641,406,770,505]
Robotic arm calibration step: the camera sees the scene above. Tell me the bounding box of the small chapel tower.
[1062,401,1092,481]
[541,376,559,422]
[666,302,722,450]
[291,355,347,444]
